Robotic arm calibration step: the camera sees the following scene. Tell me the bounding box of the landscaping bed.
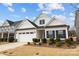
[1,45,79,56]
[0,37,79,56]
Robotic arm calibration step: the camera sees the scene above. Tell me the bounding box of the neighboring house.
[0,13,69,42]
[0,20,23,40]
[15,13,69,42]
[75,10,79,40]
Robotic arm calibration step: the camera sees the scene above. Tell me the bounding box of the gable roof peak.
[33,13,51,22]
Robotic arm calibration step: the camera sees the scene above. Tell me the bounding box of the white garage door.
[17,32,36,42]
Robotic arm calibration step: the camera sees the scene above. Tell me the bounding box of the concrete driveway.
[0,42,26,52]
[0,42,26,56]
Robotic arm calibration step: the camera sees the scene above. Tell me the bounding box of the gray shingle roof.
[6,20,23,27]
[7,20,14,25]
[12,20,23,26]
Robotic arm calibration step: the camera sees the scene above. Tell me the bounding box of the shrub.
[55,37,62,47]
[8,37,15,42]
[65,39,73,45]
[56,42,62,47]
[34,42,36,45]
[55,38,61,42]
[0,38,4,42]
[48,38,55,45]
[38,42,42,46]
[70,37,73,41]
[32,38,40,43]
[3,38,7,42]
[65,39,74,47]
[41,38,47,43]
[27,42,30,45]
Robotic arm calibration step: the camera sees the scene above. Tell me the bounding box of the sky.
[0,3,78,27]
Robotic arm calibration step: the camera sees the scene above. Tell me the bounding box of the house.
[75,10,79,40]
[15,13,69,42]
[0,20,23,41]
[0,13,69,42]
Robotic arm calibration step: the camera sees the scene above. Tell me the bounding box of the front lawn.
[1,45,79,56]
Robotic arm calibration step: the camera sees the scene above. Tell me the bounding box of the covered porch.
[0,32,15,42]
[36,28,68,40]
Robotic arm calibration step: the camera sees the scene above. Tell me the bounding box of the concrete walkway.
[0,42,26,56]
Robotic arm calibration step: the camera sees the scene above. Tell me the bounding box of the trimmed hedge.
[32,38,40,43]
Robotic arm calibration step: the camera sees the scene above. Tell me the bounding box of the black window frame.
[30,32,34,34]
[26,32,29,34]
[39,19,45,25]
[46,30,55,38]
[56,30,66,38]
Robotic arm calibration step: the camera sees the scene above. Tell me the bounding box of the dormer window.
[39,19,45,25]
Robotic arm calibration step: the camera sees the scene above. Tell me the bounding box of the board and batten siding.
[34,14,51,26]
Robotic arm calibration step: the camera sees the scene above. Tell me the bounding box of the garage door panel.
[18,34,36,42]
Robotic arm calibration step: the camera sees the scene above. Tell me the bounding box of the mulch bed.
[23,42,77,49]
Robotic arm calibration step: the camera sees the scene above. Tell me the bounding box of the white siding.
[47,18,65,26]
[2,21,9,26]
[17,20,35,29]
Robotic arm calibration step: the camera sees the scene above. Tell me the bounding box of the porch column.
[7,32,9,42]
[36,30,38,38]
[54,30,57,39]
[65,29,68,39]
[45,30,47,38]
[1,32,3,38]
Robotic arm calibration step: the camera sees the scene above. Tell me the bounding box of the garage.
[16,30,36,42]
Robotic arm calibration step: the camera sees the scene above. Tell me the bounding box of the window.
[30,32,34,34]
[39,19,45,25]
[56,30,66,38]
[23,32,25,34]
[26,32,29,34]
[19,33,21,34]
[47,30,55,38]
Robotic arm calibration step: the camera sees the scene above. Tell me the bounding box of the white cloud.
[37,3,64,14]
[69,12,75,17]
[8,7,14,12]
[0,20,3,26]
[22,8,26,13]
[2,3,14,12]
[47,3,64,11]
[32,17,36,20]
[51,14,66,20]
[2,3,13,7]
[38,3,45,10]
[25,16,29,19]
[42,11,51,14]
